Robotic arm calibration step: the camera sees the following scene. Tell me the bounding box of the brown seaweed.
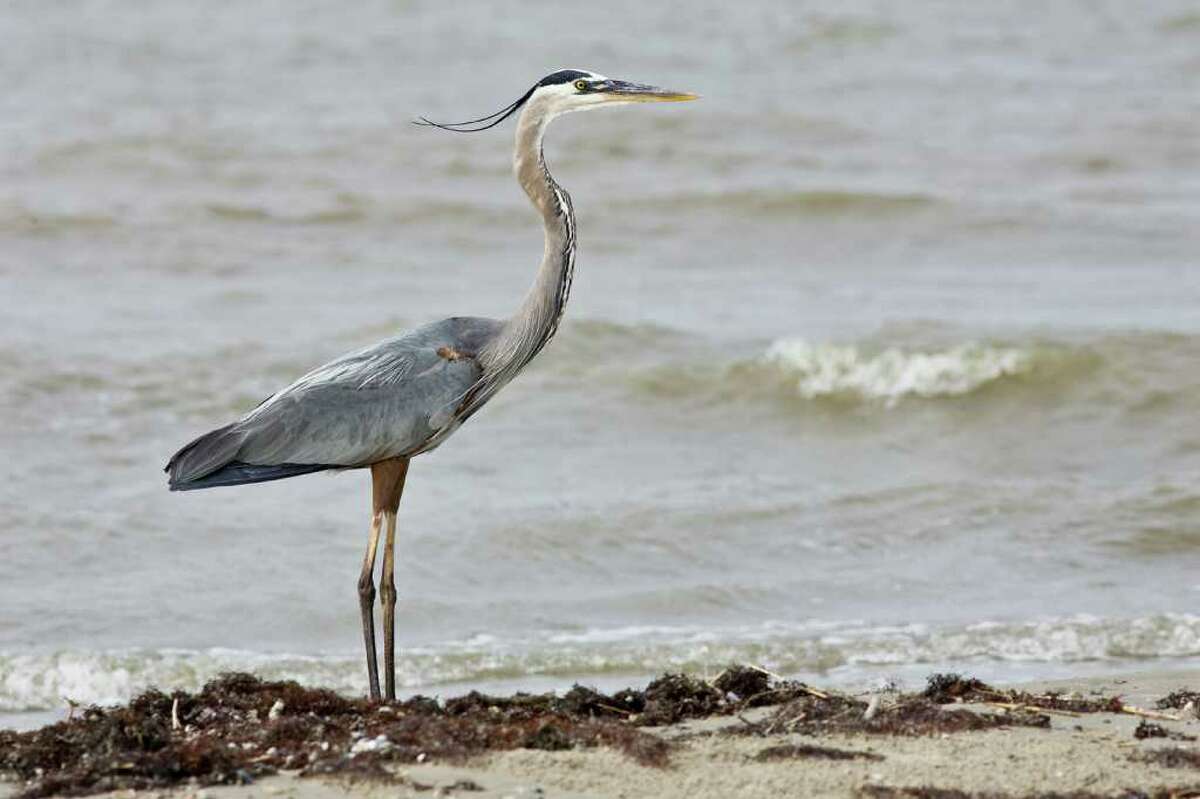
[923,673,1125,714]
[0,673,670,798]
[1157,690,1200,711]
[742,693,1049,738]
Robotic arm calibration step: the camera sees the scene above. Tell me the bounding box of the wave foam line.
[3,614,1199,711]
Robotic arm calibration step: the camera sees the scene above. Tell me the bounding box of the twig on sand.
[986,701,1080,718]
[171,697,181,731]
[744,664,832,699]
[744,664,786,682]
[1119,704,1180,722]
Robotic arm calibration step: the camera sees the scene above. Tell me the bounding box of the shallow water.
[3,1,1200,720]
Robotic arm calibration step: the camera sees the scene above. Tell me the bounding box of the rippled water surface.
[3,1,1200,720]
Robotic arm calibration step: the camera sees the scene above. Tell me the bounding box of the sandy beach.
[4,668,1200,799]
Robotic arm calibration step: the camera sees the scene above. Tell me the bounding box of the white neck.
[478,100,577,377]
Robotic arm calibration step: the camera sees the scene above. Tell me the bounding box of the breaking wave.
[628,335,1086,410]
[3,614,1199,712]
[762,339,1032,405]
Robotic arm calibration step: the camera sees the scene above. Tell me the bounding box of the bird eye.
[573,79,588,92]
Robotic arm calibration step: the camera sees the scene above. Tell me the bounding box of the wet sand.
[4,669,1200,799]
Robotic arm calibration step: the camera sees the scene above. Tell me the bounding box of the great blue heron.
[165,69,697,700]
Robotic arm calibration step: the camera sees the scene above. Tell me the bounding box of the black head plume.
[414,84,538,133]
[537,69,591,87]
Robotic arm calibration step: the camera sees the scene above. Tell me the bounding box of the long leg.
[357,512,384,700]
[381,511,400,700]
[372,458,410,701]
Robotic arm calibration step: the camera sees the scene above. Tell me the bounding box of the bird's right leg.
[372,457,410,702]
[357,510,384,701]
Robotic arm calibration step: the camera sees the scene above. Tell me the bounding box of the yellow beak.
[602,80,700,103]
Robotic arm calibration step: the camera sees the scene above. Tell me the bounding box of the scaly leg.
[381,511,399,699]
[357,512,384,700]
[371,458,410,701]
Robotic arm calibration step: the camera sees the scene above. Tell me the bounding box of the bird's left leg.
[371,457,410,701]
[357,512,383,701]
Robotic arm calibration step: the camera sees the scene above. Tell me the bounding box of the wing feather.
[165,316,503,489]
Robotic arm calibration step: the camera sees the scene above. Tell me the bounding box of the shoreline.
[7,649,1199,733]
[4,667,1200,798]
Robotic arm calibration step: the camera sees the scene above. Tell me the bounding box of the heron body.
[166,69,697,700]
[167,316,502,488]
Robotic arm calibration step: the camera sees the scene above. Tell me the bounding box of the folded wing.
[166,317,501,490]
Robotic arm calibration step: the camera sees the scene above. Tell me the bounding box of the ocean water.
[3,1,1200,725]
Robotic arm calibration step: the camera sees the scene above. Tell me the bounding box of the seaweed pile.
[730,672,1174,740]
[0,669,1181,798]
[1157,691,1200,713]
[0,667,821,797]
[739,691,1049,738]
[0,673,664,798]
[922,674,1125,714]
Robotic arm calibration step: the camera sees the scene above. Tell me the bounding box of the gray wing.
[167,316,501,486]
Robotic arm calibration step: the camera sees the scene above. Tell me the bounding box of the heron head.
[532,69,699,114]
[415,69,698,133]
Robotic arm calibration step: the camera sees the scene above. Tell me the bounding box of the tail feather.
[169,461,333,491]
[166,424,334,491]
[165,423,246,486]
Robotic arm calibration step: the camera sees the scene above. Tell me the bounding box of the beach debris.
[922,673,1181,721]
[988,701,1080,718]
[0,673,672,798]
[740,693,1049,738]
[639,673,724,725]
[1136,721,1170,739]
[1120,705,1182,722]
[713,664,770,702]
[922,674,997,704]
[712,665,831,706]
[624,666,830,726]
[557,684,642,718]
[6,668,1189,799]
[710,664,830,704]
[1158,690,1200,713]
[752,743,883,762]
[1133,721,1197,743]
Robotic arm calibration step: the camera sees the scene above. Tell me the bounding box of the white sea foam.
[763,339,1031,404]
[4,614,1200,713]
